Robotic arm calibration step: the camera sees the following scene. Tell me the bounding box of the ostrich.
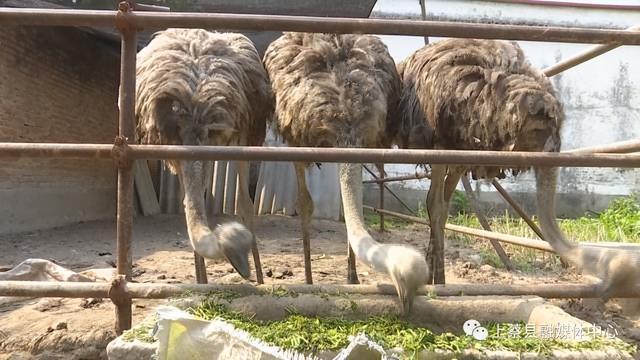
[135,29,274,283]
[398,38,638,299]
[264,32,427,314]
[398,38,564,284]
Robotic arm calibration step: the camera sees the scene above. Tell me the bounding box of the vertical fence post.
[419,0,429,45]
[114,0,138,335]
[378,163,385,232]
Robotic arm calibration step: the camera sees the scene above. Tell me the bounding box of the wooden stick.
[364,205,554,252]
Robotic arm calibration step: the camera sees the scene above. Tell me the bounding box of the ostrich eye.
[171,100,186,114]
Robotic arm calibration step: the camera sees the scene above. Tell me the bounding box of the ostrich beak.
[393,280,412,316]
[215,223,253,279]
[223,246,251,279]
[213,221,253,280]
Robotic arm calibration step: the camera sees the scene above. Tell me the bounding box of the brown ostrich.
[398,38,564,284]
[135,29,274,283]
[264,32,427,314]
[398,38,638,299]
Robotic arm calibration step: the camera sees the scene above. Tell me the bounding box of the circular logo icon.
[463,319,481,336]
[472,326,489,341]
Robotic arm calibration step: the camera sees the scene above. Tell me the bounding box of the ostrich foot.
[214,222,253,279]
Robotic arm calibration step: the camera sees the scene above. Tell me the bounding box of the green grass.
[599,195,640,239]
[364,209,413,230]
[186,298,635,358]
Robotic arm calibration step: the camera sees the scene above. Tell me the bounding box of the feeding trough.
[106,290,635,360]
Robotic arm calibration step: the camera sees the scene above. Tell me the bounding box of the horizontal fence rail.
[2,143,640,167]
[2,281,640,299]
[1,8,640,45]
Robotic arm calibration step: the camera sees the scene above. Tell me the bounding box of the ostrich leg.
[294,162,314,284]
[444,167,465,203]
[425,164,447,284]
[237,161,264,284]
[426,165,464,284]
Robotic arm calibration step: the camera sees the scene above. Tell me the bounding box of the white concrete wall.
[365,0,640,215]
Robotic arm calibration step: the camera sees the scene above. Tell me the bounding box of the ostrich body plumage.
[135,29,273,281]
[264,32,427,314]
[399,39,564,179]
[264,33,401,149]
[399,38,638,299]
[136,29,271,152]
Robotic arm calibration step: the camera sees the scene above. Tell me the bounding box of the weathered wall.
[366,0,640,218]
[0,26,120,234]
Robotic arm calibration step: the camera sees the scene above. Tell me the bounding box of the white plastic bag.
[153,306,391,360]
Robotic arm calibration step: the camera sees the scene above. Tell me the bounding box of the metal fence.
[0,1,639,334]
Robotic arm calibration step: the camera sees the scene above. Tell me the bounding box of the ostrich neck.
[179,160,222,259]
[339,162,387,273]
[535,167,580,261]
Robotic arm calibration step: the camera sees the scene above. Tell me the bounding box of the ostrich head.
[385,245,428,314]
[135,29,273,278]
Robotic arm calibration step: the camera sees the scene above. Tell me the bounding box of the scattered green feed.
[121,317,156,343]
[186,298,636,358]
[267,286,299,298]
[206,289,243,302]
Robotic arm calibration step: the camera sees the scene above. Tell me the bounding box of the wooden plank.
[133,160,161,216]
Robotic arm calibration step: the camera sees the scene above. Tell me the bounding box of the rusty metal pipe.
[363,171,431,184]
[0,143,113,159]
[2,143,640,168]
[134,3,170,12]
[2,280,640,299]
[1,8,640,45]
[543,25,640,77]
[349,139,640,184]
[128,145,640,167]
[564,138,640,154]
[362,165,416,215]
[114,6,137,333]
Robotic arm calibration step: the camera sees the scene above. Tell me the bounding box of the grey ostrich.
[264,32,427,314]
[135,29,274,283]
[398,38,638,299]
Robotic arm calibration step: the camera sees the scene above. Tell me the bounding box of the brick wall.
[0,26,120,234]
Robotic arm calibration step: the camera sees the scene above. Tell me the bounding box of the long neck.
[534,166,580,262]
[179,160,222,259]
[339,162,387,272]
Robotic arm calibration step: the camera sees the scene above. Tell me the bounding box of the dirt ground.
[1,214,639,359]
